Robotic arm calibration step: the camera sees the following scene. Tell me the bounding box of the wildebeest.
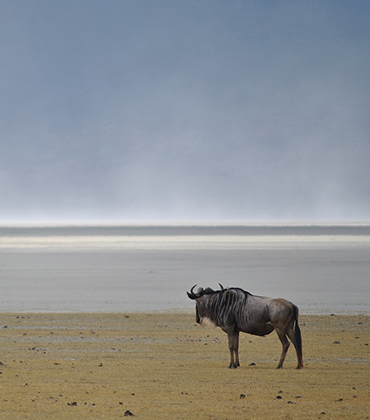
[187,284,303,369]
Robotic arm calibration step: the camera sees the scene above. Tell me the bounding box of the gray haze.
[1,1,370,223]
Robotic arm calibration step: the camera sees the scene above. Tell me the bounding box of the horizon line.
[1,219,370,228]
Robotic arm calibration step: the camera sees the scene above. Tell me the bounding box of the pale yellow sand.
[0,312,369,419]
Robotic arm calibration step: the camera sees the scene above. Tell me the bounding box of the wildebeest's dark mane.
[199,286,256,331]
[201,286,253,297]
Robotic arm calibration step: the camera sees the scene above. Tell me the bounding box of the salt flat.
[1,225,369,313]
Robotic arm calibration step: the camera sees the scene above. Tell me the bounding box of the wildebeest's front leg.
[227,331,240,368]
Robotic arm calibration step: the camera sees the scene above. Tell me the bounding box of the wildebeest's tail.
[293,304,303,368]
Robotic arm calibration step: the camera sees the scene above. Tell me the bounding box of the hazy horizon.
[1,1,369,224]
[1,220,370,229]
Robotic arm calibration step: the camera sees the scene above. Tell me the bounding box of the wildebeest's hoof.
[296,364,304,369]
[229,363,238,369]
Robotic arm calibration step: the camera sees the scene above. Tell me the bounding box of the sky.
[1,0,370,224]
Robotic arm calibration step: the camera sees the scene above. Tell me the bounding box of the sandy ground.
[0,312,369,419]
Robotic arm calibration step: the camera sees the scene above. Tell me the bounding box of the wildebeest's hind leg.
[227,331,240,368]
[275,328,290,369]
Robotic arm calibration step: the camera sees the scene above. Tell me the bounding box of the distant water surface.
[0,225,369,314]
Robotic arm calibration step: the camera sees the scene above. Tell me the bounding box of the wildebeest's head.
[187,285,212,300]
[187,284,224,325]
[187,283,224,299]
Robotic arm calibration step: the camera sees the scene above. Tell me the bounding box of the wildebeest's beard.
[195,304,200,324]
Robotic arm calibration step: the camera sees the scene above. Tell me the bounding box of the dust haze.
[1,1,369,224]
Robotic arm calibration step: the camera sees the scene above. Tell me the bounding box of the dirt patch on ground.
[0,312,369,419]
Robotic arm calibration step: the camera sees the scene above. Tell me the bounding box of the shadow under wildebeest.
[187,285,303,369]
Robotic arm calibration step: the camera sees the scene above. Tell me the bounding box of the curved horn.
[187,284,198,300]
[219,283,224,290]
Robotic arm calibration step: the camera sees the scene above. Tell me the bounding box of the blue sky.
[1,1,369,223]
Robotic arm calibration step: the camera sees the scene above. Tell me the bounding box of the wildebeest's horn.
[219,283,224,290]
[187,284,198,300]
